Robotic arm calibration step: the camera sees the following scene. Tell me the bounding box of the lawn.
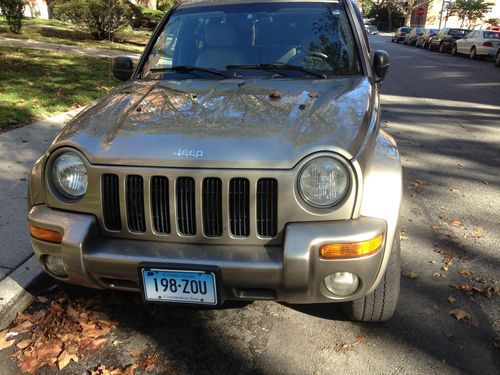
[0,46,120,131]
[0,17,151,54]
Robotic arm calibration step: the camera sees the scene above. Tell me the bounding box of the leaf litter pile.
[0,291,158,374]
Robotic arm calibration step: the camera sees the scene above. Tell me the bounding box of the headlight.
[298,157,349,207]
[51,152,88,198]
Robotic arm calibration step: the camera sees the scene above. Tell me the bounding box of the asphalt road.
[1,36,499,374]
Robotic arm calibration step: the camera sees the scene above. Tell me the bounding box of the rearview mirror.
[112,57,134,81]
[373,50,390,82]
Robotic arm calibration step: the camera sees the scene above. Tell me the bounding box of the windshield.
[401,28,411,33]
[142,1,362,78]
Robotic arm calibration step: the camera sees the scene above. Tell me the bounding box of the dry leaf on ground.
[0,329,16,351]
[449,309,471,321]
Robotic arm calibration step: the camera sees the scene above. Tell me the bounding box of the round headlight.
[51,152,88,198]
[298,157,349,207]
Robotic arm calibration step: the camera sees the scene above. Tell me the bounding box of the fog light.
[44,255,68,277]
[323,272,359,296]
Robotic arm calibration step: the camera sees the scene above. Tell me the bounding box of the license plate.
[141,268,217,305]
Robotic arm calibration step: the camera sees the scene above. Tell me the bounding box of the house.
[23,0,158,19]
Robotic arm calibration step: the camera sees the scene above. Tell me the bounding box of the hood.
[52,76,374,169]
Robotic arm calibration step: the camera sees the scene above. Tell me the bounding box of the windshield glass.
[401,28,411,32]
[142,1,362,78]
[450,29,468,37]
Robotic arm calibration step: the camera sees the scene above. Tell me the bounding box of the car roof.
[178,0,342,8]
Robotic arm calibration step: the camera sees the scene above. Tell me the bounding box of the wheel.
[495,51,500,67]
[423,41,428,49]
[439,42,445,53]
[451,44,458,56]
[470,47,477,59]
[342,234,401,322]
[391,38,395,43]
[428,42,434,51]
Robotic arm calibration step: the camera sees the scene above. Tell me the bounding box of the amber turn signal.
[320,234,384,259]
[30,225,63,244]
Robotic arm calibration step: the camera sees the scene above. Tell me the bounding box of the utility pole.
[438,0,450,29]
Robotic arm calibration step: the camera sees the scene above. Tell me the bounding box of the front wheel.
[342,235,401,322]
[439,43,445,53]
[470,47,477,59]
[451,44,458,56]
[495,51,500,67]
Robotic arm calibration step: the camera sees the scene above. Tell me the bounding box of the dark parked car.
[415,28,439,48]
[403,28,424,46]
[429,28,470,52]
[392,27,411,43]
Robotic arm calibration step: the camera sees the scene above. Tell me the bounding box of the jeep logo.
[173,148,204,158]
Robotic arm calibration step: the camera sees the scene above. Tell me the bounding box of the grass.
[0,17,152,54]
[0,46,120,131]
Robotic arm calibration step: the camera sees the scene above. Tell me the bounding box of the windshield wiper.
[226,63,326,79]
[150,66,231,78]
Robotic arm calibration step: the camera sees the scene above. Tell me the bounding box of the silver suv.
[28,0,401,322]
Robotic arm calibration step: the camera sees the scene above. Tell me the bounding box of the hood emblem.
[173,148,204,158]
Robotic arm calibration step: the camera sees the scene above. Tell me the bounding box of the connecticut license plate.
[141,268,217,305]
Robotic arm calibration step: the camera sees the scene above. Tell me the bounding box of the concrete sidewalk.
[0,36,141,60]
[0,109,82,329]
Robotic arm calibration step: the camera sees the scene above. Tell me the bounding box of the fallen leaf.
[36,296,48,303]
[402,271,419,279]
[130,348,143,357]
[57,349,78,370]
[9,319,32,333]
[449,309,471,321]
[459,270,473,278]
[450,220,463,227]
[432,272,441,278]
[481,180,489,186]
[450,188,460,193]
[16,339,32,350]
[0,330,16,351]
[448,296,456,304]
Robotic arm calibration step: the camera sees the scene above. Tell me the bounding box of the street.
[1,35,499,374]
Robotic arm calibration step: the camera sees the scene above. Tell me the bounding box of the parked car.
[415,28,439,48]
[28,0,402,322]
[495,46,500,66]
[392,27,411,43]
[364,20,379,35]
[403,28,424,45]
[452,30,500,59]
[429,28,470,52]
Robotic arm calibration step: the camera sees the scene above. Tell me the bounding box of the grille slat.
[229,178,250,237]
[203,178,222,237]
[257,178,278,237]
[126,175,145,232]
[102,174,121,231]
[177,177,196,235]
[151,176,170,234]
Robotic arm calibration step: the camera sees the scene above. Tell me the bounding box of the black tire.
[342,235,401,322]
[470,47,477,59]
[391,38,395,43]
[495,51,500,67]
[439,42,445,53]
[451,44,458,56]
[428,42,434,51]
[423,41,428,49]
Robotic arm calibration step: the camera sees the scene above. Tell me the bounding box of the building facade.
[408,0,500,29]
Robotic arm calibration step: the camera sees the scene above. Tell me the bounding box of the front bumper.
[29,205,388,304]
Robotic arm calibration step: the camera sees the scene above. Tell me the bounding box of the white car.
[452,30,500,59]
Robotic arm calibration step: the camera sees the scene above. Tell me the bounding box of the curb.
[0,255,44,330]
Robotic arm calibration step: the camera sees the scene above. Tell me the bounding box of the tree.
[0,0,24,33]
[448,0,494,28]
[52,0,132,40]
[486,17,500,26]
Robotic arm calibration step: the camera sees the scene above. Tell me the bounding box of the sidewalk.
[0,109,83,329]
[0,36,141,60]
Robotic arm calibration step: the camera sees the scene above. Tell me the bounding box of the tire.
[428,42,434,51]
[439,42,445,53]
[470,47,477,59]
[423,41,428,49]
[495,51,500,67]
[342,235,401,322]
[391,38,395,43]
[451,44,458,56]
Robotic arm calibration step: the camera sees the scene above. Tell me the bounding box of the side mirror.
[112,57,134,81]
[373,50,390,82]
